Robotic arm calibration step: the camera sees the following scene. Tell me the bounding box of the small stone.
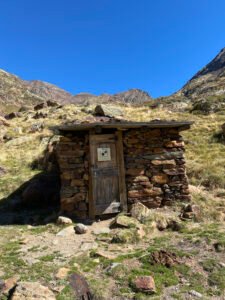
[75,223,88,234]
[56,216,73,225]
[55,267,70,279]
[133,276,156,294]
[151,159,176,165]
[152,174,168,184]
[189,290,203,298]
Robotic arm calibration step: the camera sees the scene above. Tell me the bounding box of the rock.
[181,204,201,221]
[152,174,168,184]
[56,216,73,225]
[189,290,203,298]
[80,242,98,251]
[94,104,123,118]
[75,223,88,234]
[151,159,176,166]
[132,276,156,294]
[11,282,56,299]
[55,267,70,279]
[4,112,20,120]
[69,273,92,299]
[47,100,58,107]
[111,215,140,229]
[34,102,46,110]
[33,111,48,119]
[150,250,179,267]
[56,225,75,237]
[92,227,110,235]
[112,228,141,243]
[130,202,151,223]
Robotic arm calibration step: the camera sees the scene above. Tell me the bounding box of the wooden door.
[89,133,124,217]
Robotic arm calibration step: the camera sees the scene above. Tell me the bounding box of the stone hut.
[56,120,193,219]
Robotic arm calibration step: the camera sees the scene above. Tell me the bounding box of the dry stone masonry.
[56,122,191,219]
[56,134,89,218]
[124,128,190,210]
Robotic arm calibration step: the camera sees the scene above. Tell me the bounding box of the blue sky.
[0,0,225,97]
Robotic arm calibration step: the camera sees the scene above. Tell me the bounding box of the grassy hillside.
[0,104,224,299]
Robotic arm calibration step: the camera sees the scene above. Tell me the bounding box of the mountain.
[176,47,225,100]
[0,69,76,113]
[0,69,152,114]
[155,47,225,113]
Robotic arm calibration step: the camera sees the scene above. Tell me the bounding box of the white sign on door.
[97,147,111,161]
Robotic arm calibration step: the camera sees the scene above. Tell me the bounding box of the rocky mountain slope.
[176,47,225,100]
[0,69,152,114]
[155,47,225,113]
[0,69,75,114]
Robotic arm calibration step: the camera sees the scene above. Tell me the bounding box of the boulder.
[56,216,73,225]
[4,112,20,120]
[11,282,56,300]
[46,100,58,107]
[130,202,151,223]
[94,104,123,118]
[150,250,180,267]
[56,226,75,237]
[34,102,46,111]
[132,276,156,294]
[110,215,140,229]
[112,228,143,243]
[75,223,88,234]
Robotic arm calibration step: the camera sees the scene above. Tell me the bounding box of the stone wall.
[57,127,190,218]
[123,128,190,210]
[56,134,89,218]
